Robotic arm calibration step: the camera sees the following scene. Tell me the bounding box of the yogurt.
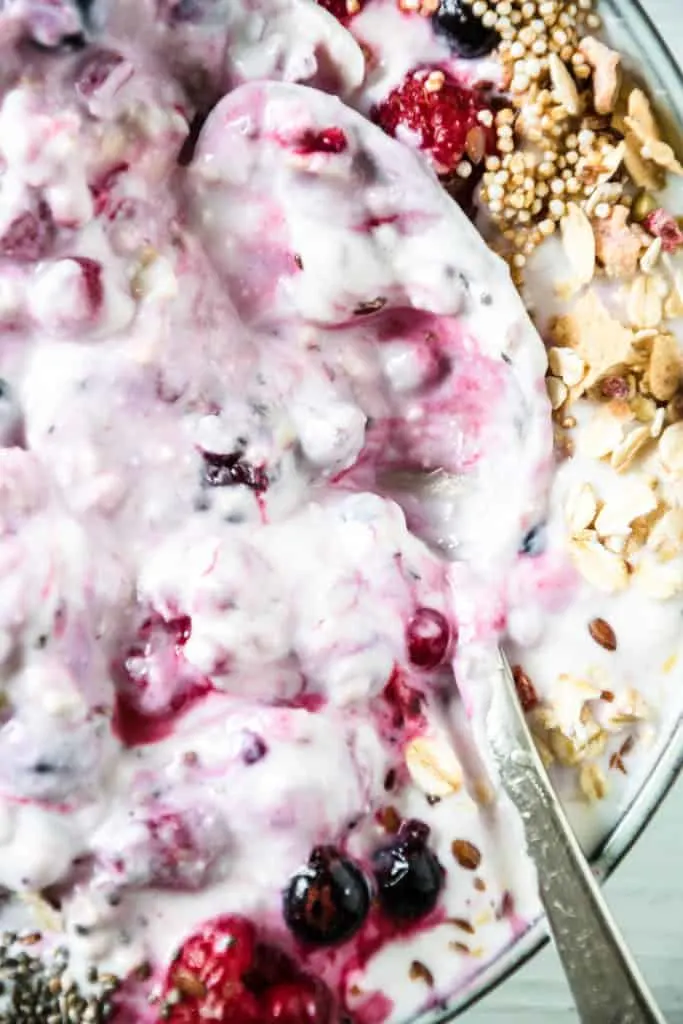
[0,1,642,1022]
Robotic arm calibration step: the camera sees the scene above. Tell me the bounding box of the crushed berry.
[372,819,444,921]
[262,976,333,1023]
[0,202,55,262]
[283,846,370,946]
[373,68,495,173]
[293,128,348,155]
[241,730,268,765]
[313,0,365,24]
[201,450,269,492]
[406,607,452,669]
[432,0,500,58]
[642,208,683,253]
[89,162,129,217]
[599,375,630,400]
[71,257,104,313]
[75,48,126,99]
[162,915,259,1021]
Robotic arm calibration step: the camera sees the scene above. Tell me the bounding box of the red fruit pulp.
[373,68,494,173]
[314,0,364,24]
[406,607,452,669]
[263,977,333,1023]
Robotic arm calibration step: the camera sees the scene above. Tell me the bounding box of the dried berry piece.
[642,209,683,253]
[372,819,444,922]
[432,0,499,59]
[588,617,617,652]
[283,847,370,946]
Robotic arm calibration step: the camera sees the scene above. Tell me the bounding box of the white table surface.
[190,5,679,1018]
[467,3,683,1020]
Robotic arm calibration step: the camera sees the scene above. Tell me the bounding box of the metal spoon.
[487,649,667,1024]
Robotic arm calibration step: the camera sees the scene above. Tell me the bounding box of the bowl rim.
[418,3,683,1020]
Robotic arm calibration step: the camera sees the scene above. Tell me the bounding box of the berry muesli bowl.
[0,0,682,1023]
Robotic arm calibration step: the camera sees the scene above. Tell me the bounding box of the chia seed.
[0,935,119,1023]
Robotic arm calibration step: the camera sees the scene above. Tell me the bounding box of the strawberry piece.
[372,67,494,174]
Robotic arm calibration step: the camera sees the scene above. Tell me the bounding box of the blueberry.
[283,847,370,946]
[0,380,23,447]
[201,450,268,493]
[432,0,499,58]
[519,522,547,556]
[371,820,444,921]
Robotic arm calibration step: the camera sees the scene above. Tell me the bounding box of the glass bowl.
[412,3,683,1021]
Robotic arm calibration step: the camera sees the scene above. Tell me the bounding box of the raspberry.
[373,67,494,174]
[0,202,55,262]
[406,607,452,669]
[162,915,259,1022]
[642,208,683,253]
[75,48,126,100]
[314,0,365,25]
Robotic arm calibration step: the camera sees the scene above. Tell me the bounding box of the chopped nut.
[658,422,683,478]
[588,617,617,651]
[451,839,482,871]
[625,89,683,175]
[579,402,634,459]
[548,723,607,766]
[548,54,581,116]
[640,237,663,275]
[405,735,463,798]
[579,37,621,115]
[560,203,596,290]
[627,275,664,330]
[409,961,434,987]
[579,762,608,801]
[565,481,598,533]
[610,424,653,472]
[648,508,683,559]
[568,536,629,593]
[649,333,682,402]
[550,291,634,394]
[594,475,657,533]
[634,556,683,599]
[593,205,646,279]
[547,375,568,410]
[548,346,586,387]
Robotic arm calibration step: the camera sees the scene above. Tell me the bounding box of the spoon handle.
[488,652,667,1024]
